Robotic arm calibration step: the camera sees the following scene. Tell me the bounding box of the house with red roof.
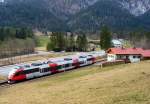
[107,48,150,63]
[141,50,150,59]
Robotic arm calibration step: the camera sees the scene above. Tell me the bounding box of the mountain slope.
[0,0,68,31]
[0,0,150,31]
[119,0,150,16]
[139,10,150,25]
[68,0,147,32]
[44,0,98,20]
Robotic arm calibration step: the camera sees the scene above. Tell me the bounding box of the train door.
[73,59,79,68]
[87,57,94,65]
[64,60,74,70]
[39,64,51,76]
[40,67,51,76]
[79,58,87,67]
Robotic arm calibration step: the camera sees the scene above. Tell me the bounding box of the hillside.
[43,0,99,20]
[0,0,150,31]
[68,0,147,31]
[0,61,150,104]
[119,0,150,16]
[139,10,150,25]
[0,0,68,31]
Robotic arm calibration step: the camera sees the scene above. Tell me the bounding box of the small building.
[107,48,144,63]
[111,39,123,48]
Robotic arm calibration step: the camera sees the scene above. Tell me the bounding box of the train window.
[15,71,24,76]
[57,65,62,69]
[34,68,39,72]
[23,70,31,74]
[42,67,50,72]
[64,64,70,68]
[79,56,86,58]
[23,68,39,74]
[79,61,84,64]
[14,72,20,76]
[88,55,93,57]
[87,58,92,61]
[24,65,30,68]
[31,63,43,66]
[64,58,72,61]
[30,68,39,73]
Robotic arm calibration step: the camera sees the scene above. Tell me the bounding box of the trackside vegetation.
[0,38,35,56]
[0,27,35,59]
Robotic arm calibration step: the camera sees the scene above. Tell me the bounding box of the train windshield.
[79,56,86,58]
[88,55,93,57]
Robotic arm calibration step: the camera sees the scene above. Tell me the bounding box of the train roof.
[7,51,105,71]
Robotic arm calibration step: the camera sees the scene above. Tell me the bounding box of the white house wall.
[107,54,117,62]
[128,55,141,63]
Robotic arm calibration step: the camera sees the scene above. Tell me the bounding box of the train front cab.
[8,68,26,83]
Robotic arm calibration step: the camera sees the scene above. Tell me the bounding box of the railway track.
[0,81,11,88]
[0,58,106,86]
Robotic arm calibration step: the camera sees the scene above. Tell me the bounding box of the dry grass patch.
[0,76,5,81]
[0,61,150,104]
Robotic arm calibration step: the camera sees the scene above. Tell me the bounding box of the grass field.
[36,36,49,51]
[0,61,150,104]
[0,76,5,81]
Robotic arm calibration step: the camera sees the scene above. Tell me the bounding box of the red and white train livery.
[8,54,96,83]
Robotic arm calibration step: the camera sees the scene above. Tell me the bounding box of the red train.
[8,54,96,83]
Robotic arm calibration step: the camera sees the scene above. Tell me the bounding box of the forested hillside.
[139,10,150,25]
[0,0,68,31]
[68,0,148,32]
[0,0,150,32]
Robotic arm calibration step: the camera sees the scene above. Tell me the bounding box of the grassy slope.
[0,61,150,104]
[0,76,5,81]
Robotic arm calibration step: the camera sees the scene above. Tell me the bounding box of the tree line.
[128,31,150,49]
[99,26,150,50]
[0,27,34,41]
[47,27,112,52]
[47,32,88,52]
[0,27,35,60]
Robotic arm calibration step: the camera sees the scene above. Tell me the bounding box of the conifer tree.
[100,26,112,50]
[47,33,57,51]
[76,34,88,51]
[68,33,75,51]
[47,32,66,51]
